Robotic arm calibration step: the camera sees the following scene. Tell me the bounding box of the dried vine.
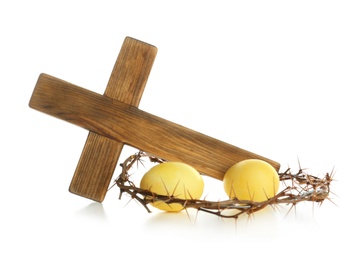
[113,151,334,219]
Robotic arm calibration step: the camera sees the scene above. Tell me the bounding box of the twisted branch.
[113,151,334,219]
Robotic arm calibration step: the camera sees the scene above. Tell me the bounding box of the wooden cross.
[29,37,280,202]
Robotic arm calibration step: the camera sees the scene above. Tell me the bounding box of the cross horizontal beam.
[29,73,280,180]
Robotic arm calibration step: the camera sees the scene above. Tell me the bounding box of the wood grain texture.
[29,73,281,183]
[46,37,156,202]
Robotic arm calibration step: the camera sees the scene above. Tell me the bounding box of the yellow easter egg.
[140,162,204,212]
[223,159,279,202]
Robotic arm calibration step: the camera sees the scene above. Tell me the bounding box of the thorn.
[247,183,255,202]
[171,179,181,197]
[184,207,191,223]
[160,177,170,196]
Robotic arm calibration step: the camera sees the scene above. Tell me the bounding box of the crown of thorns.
[112,151,335,219]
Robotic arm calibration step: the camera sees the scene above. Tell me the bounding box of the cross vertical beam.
[69,37,157,202]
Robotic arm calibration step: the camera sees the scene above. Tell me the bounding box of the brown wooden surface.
[29,73,281,183]
[61,37,156,202]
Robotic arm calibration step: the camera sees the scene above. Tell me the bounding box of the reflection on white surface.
[2,1,356,259]
[75,202,108,221]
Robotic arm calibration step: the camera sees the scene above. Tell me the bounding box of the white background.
[1,1,356,259]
